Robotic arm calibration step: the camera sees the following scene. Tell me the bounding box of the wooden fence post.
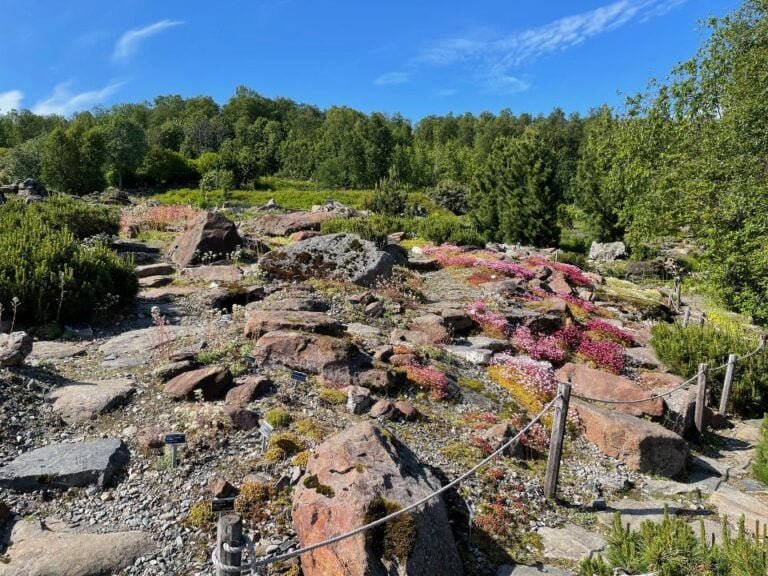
[674,279,682,312]
[216,514,243,576]
[718,354,737,417]
[699,312,706,327]
[683,308,691,327]
[695,363,708,436]
[544,382,571,500]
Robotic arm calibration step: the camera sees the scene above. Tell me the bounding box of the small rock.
[209,477,236,498]
[0,331,33,366]
[345,386,373,415]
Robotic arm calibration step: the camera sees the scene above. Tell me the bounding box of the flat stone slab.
[0,519,156,576]
[597,499,683,531]
[138,275,173,289]
[446,345,494,365]
[497,565,569,576]
[27,341,86,362]
[98,325,205,368]
[0,439,129,492]
[48,378,135,425]
[181,265,242,283]
[624,346,666,370]
[536,523,606,562]
[135,262,175,278]
[709,484,768,534]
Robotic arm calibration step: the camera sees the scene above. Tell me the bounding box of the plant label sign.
[165,433,187,445]
[291,370,308,383]
[260,421,274,452]
[212,497,236,513]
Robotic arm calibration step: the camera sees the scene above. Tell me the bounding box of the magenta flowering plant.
[576,338,625,374]
[527,256,593,287]
[560,293,596,313]
[467,300,511,337]
[585,319,636,346]
[422,244,535,280]
[554,325,585,350]
[512,326,565,363]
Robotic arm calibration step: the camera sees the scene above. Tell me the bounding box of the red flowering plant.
[121,204,201,236]
[404,363,450,400]
[422,245,535,280]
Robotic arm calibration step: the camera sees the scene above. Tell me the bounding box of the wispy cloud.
[375,0,688,93]
[373,72,411,86]
[113,20,184,62]
[32,80,125,116]
[0,90,23,113]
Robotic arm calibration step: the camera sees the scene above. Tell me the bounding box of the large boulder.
[251,330,370,387]
[0,519,156,576]
[0,332,33,367]
[251,211,337,236]
[588,241,626,262]
[571,399,688,477]
[292,422,463,576]
[163,366,233,400]
[168,212,241,267]
[259,233,394,287]
[555,363,665,418]
[0,439,130,492]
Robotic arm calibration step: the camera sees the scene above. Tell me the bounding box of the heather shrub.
[0,201,137,325]
[9,194,119,239]
[467,300,510,338]
[651,322,768,416]
[585,319,636,346]
[404,363,449,400]
[528,255,593,287]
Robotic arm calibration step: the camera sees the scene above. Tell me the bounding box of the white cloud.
[0,90,23,113]
[373,72,411,86]
[32,80,124,116]
[375,0,686,92]
[113,19,184,62]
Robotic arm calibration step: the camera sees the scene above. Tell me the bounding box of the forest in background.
[1,0,767,324]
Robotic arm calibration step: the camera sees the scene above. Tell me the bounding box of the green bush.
[320,215,415,247]
[579,509,768,576]
[556,250,589,270]
[650,322,768,416]
[10,195,119,239]
[754,415,768,485]
[0,200,137,325]
[368,187,407,216]
[428,180,470,215]
[416,213,484,246]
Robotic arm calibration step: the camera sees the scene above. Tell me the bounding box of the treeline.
[1,0,767,323]
[0,91,584,194]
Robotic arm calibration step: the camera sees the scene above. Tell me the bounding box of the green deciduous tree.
[102,116,148,189]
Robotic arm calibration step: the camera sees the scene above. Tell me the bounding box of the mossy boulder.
[292,422,463,576]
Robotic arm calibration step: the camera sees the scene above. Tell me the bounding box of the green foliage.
[16,195,118,239]
[754,415,768,485]
[471,125,561,246]
[41,126,105,195]
[102,115,148,189]
[0,197,136,324]
[416,213,484,246]
[200,169,235,197]
[368,186,407,216]
[320,215,412,247]
[428,179,470,215]
[265,407,292,429]
[579,510,768,576]
[138,146,197,187]
[650,322,768,416]
[187,501,214,527]
[0,136,44,182]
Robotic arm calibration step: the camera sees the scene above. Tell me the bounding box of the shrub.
[368,186,407,216]
[579,509,768,576]
[404,363,450,400]
[265,407,292,429]
[0,202,137,325]
[754,415,768,485]
[320,215,414,248]
[417,213,484,245]
[651,322,768,416]
[187,501,214,527]
[20,195,119,239]
[585,319,636,346]
[268,432,305,456]
[428,180,470,215]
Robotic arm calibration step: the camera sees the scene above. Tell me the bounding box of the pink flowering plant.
[467,300,511,338]
[512,326,565,363]
[576,338,625,374]
[527,256,593,287]
[492,355,558,403]
[422,244,534,280]
[585,319,636,346]
[404,363,450,400]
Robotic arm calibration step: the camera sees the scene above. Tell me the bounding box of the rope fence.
[212,396,563,575]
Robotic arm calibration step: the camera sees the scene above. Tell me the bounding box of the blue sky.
[0,0,740,120]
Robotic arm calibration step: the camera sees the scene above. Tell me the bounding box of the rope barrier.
[211,395,561,575]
